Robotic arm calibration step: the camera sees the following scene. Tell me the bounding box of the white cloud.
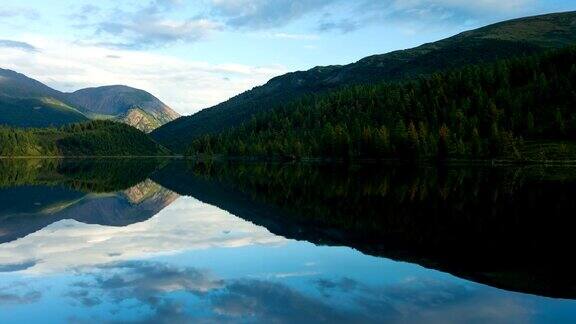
[73,0,539,43]
[71,1,223,48]
[0,36,287,115]
[209,0,341,29]
[96,17,223,48]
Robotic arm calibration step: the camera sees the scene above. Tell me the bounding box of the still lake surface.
[1,158,576,323]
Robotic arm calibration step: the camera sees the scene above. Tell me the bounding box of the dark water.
[1,159,576,323]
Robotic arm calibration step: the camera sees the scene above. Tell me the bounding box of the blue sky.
[0,0,575,115]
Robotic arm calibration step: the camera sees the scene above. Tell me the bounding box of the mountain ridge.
[152,10,576,152]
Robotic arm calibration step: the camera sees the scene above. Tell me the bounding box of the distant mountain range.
[0,69,179,132]
[152,11,576,152]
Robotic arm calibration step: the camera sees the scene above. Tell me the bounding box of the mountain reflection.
[1,159,576,323]
[0,195,282,275]
[0,159,178,244]
[1,158,576,300]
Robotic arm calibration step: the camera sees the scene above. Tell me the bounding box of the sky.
[0,0,574,115]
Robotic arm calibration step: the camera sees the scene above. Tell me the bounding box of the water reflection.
[0,193,282,275]
[59,259,533,323]
[0,159,575,323]
[152,161,576,299]
[0,179,177,244]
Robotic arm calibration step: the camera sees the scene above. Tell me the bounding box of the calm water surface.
[1,159,576,323]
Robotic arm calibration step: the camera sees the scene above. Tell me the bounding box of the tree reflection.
[154,161,576,298]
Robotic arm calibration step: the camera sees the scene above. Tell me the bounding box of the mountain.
[0,68,60,98]
[0,69,179,131]
[0,69,88,127]
[185,46,576,160]
[65,85,180,133]
[152,11,576,152]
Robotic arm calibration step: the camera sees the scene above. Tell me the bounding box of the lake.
[1,158,576,323]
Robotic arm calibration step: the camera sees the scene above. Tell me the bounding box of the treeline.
[0,126,51,156]
[186,47,576,160]
[0,120,168,157]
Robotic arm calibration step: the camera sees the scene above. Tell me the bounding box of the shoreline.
[0,155,184,159]
[3,155,576,166]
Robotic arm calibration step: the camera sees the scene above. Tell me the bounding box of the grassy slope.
[152,11,576,152]
[0,96,89,127]
[0,68,88,127]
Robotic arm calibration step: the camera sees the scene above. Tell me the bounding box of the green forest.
[186,47,576,161]
[0,120,168,157]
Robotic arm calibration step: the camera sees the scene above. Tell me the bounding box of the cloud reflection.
[0,282,41,305]
[0,197,285,274]
[313,277,531,324]
[63,260,531,324]
[0,260,37,273]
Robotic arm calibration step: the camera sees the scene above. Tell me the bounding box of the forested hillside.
[153,11,576,151]
[186,47,576,160]
[0,120,169,157]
